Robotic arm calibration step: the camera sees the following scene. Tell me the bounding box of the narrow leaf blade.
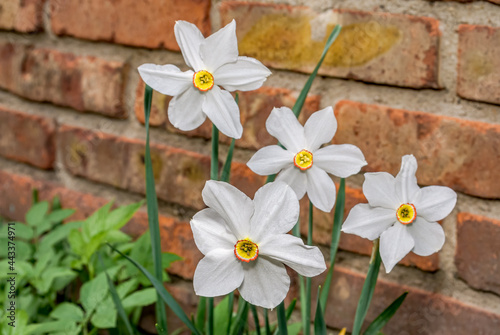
[363,292,408,335]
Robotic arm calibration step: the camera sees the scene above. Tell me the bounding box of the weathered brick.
[50,0,211,50]
[0,43,127,117]
[433,0,500,4]
[0,0,44,32]
[334,100,500,199]
[220,2,440,89]
[0,107,55,169]
[135,82,321,150]
[57,125,265,210]
[0,170,200,279]
[299,185,439,272]
[313,266,500,334]
[456,212,500,296]
[457,24,500,105]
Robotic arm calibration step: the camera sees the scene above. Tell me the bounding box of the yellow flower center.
[234,238,259,262]
[294,150,313,171]
[193,70,214,91]
[396,203,417,225]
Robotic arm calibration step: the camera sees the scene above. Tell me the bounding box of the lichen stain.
[464,52,493,79]
[181,159,206,183]
[68,142,88,169]
[239,14,401,68]
[138,151,163,180]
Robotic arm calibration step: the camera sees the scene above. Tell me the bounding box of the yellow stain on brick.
[239,14,401,68]
[137,151,163,180]
[464,52,493,79]
[181,159,206,183]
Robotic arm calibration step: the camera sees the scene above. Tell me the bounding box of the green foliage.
[0,194,180,335]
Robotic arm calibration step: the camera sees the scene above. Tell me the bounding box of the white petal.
[238,257,289,309]
[191,208,236,255]
[203,86,243,139]
[260,234,326,277]
[247,145,293,175]
[407,217,445,256]
[314,144,367,178]
[275,166,307,200]
[395,155,420,203]
[250,182,299,241]
[412,186,457,222]
[266,107,305,153]
[202,181,254,238]
[200,20,238,72]
[215,56,271,92]
[175,21,205,71]
[193,249,244,297]
[168,87,206,131]
[362,172,401,210]
[379,223,415,273]
[306,166,336,212]
[138,64,192,96]
[304,107,337,151]
[342,204,397,240]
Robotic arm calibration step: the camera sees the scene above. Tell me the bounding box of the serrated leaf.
[50,302,84,322]
[46,209,76,223]
[26,201,49,227]
[122,287,157,309]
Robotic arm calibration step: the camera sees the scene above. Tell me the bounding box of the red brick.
[456,212,500,296]
[0,43,127,117]
[135,82,321,150]
[57,125,265,210]
[334,100,500,199]
[0,0,44,33]
[0,107,55,169]
[0,170,200,279]
[299,185,439,272]
[50,0,211,50]
[434,0,500,4]
[457,25,500,105]
[313,265,500,334]
[220,2,440,89]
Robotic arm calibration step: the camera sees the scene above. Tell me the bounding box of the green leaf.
[195,296,207,334]
[105,230,133,244]
[26,321,78,334]
[105,271,135,335]
[162,252,183,269]
[212,295,230,335]
[26,201,49,227]
[363,292,408,335]
[314,287,326,335]
[80,272,109,313]
[68,228,85,255]
[108,243,200,334]
[104,202,143,231]
[36,267,76,294]
[91,298,117,328]
[122,288,157,309]
[250,304,261,335]
[352,240,382,335]
[49,302,84,322]
[116,278,139,299]
[82,202,113,241]
[144,84,168,334]
[230,297,249,335]
[39,221,82,252]
[46,209,76,223]
[211,123,219,181]
[320,178,345,312]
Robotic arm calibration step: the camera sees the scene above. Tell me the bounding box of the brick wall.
[0,0,499,333]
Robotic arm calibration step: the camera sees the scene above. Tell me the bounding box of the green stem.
[211,124,219,181]
[277,302,288,335]
[264,309,271,335]
[352,239,381,335]
[208,297,214,335]
[304,201,313,335]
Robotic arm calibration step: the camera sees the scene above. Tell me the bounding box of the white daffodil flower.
[342,155,457,273]
[138,20,271,139]
[190,180,326,309]
[247,106,367,212]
